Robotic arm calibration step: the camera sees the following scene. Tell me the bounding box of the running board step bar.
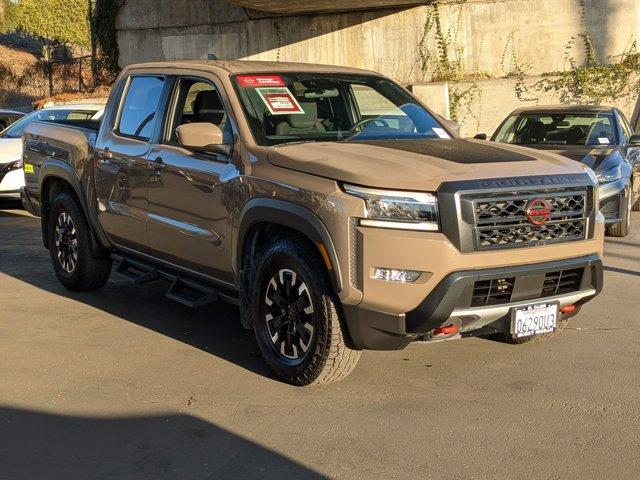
[166,277,219,308]
[116,257,160,284]
[112,254,239,308]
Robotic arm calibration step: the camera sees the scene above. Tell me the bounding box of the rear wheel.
[48,192,112,291]
[251,236,361,386]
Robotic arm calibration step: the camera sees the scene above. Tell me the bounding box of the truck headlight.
[595,164,623,183]
[344,184,439,231]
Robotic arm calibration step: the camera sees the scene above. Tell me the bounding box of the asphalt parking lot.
[1,204,639,480]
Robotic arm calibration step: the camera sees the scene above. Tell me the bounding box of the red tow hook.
[433,324,459,336]
[560,304,577,315]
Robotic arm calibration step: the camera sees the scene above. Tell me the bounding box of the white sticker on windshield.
[598,137,610,144]
[256,87,305,115]
[433,127,451,139]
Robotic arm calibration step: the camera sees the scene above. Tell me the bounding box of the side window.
[351,85,412,132]
[118,76,165,140]
[168,79,231,146]
[352,85,403,116]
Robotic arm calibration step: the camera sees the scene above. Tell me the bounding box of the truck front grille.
[470,268,584,308]
[471,189,588,250]
[471,277,515,306]
[541,268,584,298]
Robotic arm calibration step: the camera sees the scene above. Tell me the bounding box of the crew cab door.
[95,75,167,252]
[145,75,239,284]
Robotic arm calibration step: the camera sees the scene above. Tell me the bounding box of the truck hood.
[267,139,585,190]
[0,138,23,164]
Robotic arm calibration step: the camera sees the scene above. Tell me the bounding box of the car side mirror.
[474,133,488,140]
[629,134,640,147]
[177,122,231,156]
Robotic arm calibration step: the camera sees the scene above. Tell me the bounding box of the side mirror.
[177,122,230,156]
[628,134,640,147]
[474,133,488,140]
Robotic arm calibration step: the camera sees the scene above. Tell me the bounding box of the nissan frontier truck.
[20,61,604,385]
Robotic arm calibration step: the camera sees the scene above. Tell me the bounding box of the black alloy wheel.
[262,268,316,363]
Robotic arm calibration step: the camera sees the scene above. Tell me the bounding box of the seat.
[276,102,326,136]
[586,121,613,145]
[526,120,547,143]
[193,90,226,126]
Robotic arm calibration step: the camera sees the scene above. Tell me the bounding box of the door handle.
[153,157,166,172]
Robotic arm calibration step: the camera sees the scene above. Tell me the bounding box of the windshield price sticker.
[432,127,451,139]
[237,75,286,87]
[598,137,610,145]
[257,87,305,115]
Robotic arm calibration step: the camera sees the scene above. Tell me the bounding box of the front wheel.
[251,236,361,386]
[48,192,112,291]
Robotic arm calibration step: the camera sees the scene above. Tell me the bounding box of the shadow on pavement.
[0,211,274,381]
[0,406,326,479]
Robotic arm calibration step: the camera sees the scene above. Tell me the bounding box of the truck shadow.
[0,406,326,479]
[0,211,274,381]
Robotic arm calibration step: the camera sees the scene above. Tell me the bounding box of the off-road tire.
[251,236,361,386]
[48,192,112,291]
[606,193,632,238]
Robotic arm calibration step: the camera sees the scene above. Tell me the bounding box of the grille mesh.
[471,190,588,250]
[470,268,584,308]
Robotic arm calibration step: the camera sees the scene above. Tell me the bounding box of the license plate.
[511,302,558,338]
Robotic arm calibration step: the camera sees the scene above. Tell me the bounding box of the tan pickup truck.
[21,61,604,385]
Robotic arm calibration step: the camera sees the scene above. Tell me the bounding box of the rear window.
[118,76,165,140]
[2,109,101,139]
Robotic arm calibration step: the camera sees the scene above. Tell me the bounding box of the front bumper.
[0,165,25,195]
[343,254,603,350]
[20,186,39,216]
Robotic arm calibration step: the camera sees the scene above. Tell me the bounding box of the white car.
[0,104,105,202]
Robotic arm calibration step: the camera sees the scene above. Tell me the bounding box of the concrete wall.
[411,76,640,138]
[116,0,640,84]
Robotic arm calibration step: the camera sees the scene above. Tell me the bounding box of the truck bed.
[23,120,99,175]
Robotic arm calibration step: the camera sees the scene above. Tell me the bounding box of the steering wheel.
[351,117,391,132]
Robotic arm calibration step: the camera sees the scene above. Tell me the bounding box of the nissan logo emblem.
[526,198,552,226]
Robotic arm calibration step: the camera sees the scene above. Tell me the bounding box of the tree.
[2,0,90,48]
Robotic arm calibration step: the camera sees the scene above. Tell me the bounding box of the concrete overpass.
[233,0,426,14]
[115,0,640,134]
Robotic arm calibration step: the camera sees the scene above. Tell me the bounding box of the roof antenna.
[207,53,218,61]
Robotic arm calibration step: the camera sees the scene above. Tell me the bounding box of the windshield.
[1,108,101,139]
[494,112,618,146]
[233,73,449,146]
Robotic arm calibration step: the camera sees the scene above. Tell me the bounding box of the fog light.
[371,267,421,283]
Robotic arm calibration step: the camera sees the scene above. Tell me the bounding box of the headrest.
[194,90,224,116]
[289,102,318,129]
